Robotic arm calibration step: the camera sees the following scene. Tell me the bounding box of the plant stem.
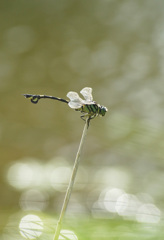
[53,118,89,240]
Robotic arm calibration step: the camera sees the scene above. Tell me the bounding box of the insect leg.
[80,114,87,122]
[87,117,91,128]
[80,113,92,128]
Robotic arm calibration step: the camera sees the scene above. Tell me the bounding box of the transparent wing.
[67,91,83,109]
[80,87,93,102]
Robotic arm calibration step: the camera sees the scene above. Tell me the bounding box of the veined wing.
[80,87,93,103]
[67,91,83,109]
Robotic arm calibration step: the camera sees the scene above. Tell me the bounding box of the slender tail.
[23,94,69,104]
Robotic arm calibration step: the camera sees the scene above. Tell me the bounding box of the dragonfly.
[23,87,108,127]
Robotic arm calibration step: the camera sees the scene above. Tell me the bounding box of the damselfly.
[23,87,108,126]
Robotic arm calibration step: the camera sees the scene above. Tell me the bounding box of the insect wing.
[67,91,83,109]
[80,87,93,102]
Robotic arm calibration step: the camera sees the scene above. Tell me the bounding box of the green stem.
[53,118,89,240]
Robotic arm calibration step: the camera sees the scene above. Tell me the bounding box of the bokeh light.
[136,203,161,224]
[50,166,72,192]
[91,186,161,225]
[59,229,78,240]
[6,159,46,190]
[19,189,49,211]
[7,162,34,190]
[4,25,36,54]
[19,214,43,239]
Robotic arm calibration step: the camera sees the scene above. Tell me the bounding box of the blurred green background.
[1,0,164,239]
